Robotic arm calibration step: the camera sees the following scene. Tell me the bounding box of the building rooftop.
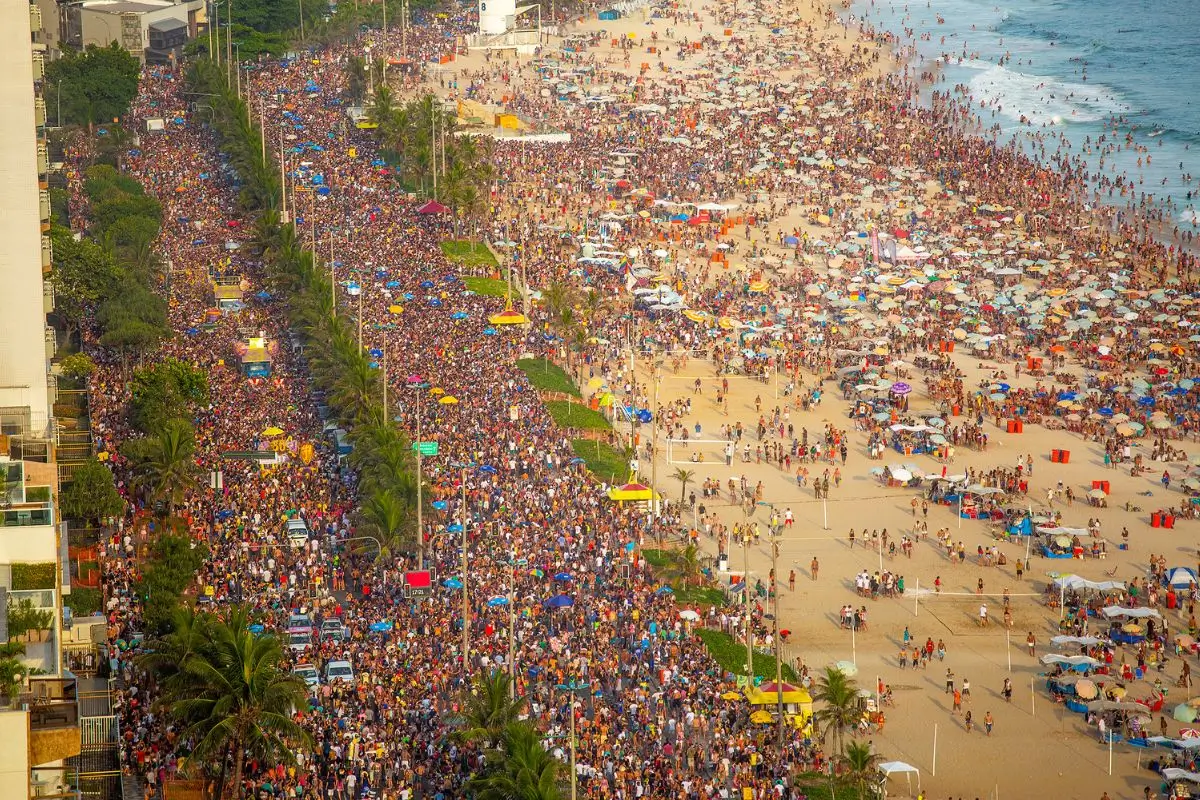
[77,0,175,13]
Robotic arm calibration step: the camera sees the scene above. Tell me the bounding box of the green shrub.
[11,562,57,590]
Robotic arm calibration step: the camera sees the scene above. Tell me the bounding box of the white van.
[324,660,354,684]
[285,517,310,549]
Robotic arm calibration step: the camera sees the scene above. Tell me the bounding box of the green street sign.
[413,442,439,456]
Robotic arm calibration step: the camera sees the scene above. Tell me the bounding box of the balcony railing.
[27,677,79,731]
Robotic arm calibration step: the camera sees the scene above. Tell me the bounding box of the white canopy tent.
[878,761,920,796]
[1100,606,1162,620]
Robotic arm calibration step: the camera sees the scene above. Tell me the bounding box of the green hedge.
[695,628,796,682]
[11,562,57,590]
[516,359,581,397]
[545,400,610,431]
[569,439,626,484]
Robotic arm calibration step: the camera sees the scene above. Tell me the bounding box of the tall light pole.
[461,466,469,674]
[651,356,663,516]
[406,375,430,567]
[743,522,753,679]
[771,534,784,753]
[556,681,590,800]
[232,42,241,99]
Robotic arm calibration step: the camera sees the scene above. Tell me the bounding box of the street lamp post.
[460,466,469,674]
[556,681,590,800]
[406,375,430,568]
[771,535,784,753]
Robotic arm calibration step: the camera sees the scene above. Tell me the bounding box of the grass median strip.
[516,359,581,397]
[570,439,627,483]
[463,276,510,297]
[546,400,610,431]
[441,239,499,269]
[695,628,797,682]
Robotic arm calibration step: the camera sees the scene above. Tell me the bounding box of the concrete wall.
[0,3,51,436]
[0,711,31,799]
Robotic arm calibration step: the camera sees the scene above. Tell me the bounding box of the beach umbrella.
[1075,680,1098,700]
[443,577,463,589]
[486,596,510,607]
[831,661,858,677]
[262,426,285,437]
[1176,704,1199,723]
[544,594,574,608]
[553,572,572,582]
[890,381,912,395]
[721,691,742,701]
[679,609,701,621]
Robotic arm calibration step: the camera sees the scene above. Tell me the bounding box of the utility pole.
[259,100,266,164]
[431,107,437,198]
[772,535,784,753]
[461,468,469,674]
[651,357,661,516]
[744,527,752,679]
[279,126,289,224]
[225,0,233,82]
[508,541,516,699]
[329,232,336,319]
[414,384,424,567]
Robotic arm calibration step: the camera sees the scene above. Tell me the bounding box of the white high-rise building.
[0,2,55,440]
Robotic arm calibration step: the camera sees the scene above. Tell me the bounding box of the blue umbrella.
[447,523,463,533]
[428,298,443,307]
[624,541,636,552]
[185,327,200,336]
[443,578,463,589]
[451,311,469,320]
[478,465,498,474]
[386,280,400,288]
[369,348,383,358]
[403,293,415,301]
[1138,396,1156,406]
[553,572,572,582]
[656,586,675,595]
[420,280,435,289]
[1098,407,1114,417]
[487,596,510,607]
[544,594,574,608]
[369,621,393,632]
[432,500,448,510]
[569,457,586,465]
[248,624,265,634]
[255,290,272,300]
[483,327,498,335]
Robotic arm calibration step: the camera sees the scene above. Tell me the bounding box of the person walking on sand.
[788,569,796,591]
[964,709,973,732]
[984,711,994,736]
[953,689,962,714]
[811,557,819,580]
[1027,631,1037,656]
[945,668,955,694]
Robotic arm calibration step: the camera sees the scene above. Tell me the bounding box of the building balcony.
[25,677,82,766]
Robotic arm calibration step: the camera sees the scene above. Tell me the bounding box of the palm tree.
[672,467,695,505]
[166,608,310,800]
[357,489,409,559]
[138,606,212,687]
[452,670,527,746]
[839,740,881,798]
[659,543,706,589]
[812,666,860,758]
[131,419,199,517]
[465,721,562,800]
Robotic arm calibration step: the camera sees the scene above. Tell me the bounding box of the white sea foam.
[966,64,1129,126]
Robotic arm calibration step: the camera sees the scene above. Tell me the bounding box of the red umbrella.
[416,200,449,214]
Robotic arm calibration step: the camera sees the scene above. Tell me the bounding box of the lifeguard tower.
[468,0,542,53]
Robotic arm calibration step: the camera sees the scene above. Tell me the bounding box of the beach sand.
[382,1,1195,797]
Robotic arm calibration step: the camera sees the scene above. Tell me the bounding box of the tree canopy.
[128,358,210,434]
[59,458,124,524]
[44,44,140,127]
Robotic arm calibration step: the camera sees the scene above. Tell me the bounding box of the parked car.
[324,659,354,684]
[292,664,319,688]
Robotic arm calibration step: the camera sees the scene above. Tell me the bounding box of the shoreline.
[838,0,1200,260]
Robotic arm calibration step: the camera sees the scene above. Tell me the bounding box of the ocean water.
[846,0,1200,227]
